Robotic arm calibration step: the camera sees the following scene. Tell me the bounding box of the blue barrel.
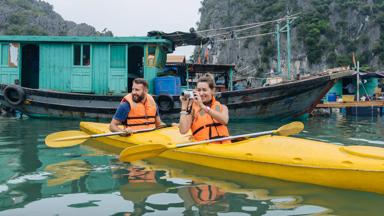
[327,93,337,102]
[154,76,181,95]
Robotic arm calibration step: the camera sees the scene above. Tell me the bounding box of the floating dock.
[316,101,384,108]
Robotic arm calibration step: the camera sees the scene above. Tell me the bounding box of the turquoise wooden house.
[326,72,384,102]
[0,35,173,94]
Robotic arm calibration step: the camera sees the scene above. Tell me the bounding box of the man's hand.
[120,128,134,136]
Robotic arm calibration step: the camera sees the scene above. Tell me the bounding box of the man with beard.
[109,78,165,135]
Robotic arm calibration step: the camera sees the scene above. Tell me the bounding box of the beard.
[132,94,145,103]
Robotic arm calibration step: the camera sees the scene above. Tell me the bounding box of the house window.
[110,45,126,68]
[1,44,9,66]
[73,45,81,65]
[73,44,91,66]
[83,45,90,66]
[146,45,157,66]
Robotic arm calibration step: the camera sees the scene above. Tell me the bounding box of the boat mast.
[286,16,292,80]
[357,61,360,102]
[276,15,293,80]
[275,21,281,75]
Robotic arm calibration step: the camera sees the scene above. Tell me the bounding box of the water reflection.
[45,160,91,186]
[114,164,273,215]
[107,158,331,216]
[0,153,333,215]
[0,114,383,215]
[177,184,273,216]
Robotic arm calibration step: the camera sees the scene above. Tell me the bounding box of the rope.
[196,13,300,34]
[206,22,273,38]
[215,32,274,42]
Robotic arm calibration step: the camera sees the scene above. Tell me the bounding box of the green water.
[0,113,383,215]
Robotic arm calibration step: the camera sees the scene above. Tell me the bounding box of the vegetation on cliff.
[197,0,382,74]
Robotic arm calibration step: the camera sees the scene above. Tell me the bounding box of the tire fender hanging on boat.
[156,94,174,112]
[3,85,26,106]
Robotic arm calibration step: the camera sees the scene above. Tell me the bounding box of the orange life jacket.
[189,185,224,205]
[122,93,157,130]
[191,97,230,144]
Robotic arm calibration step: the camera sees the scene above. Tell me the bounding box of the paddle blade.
[45,130,90,148]
[119,144,170,162]
[275,121,304,136]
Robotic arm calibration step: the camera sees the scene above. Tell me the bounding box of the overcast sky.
[43,0,202,56]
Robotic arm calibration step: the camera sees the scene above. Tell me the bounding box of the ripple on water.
[0,193,134,216]
[0,140,20,146]
[264,205,331,216]
[91,165,111,172]
[166,178,192,185]
[270,197,298,203]
[0,184,9,193]
[241,206,258,211]
[0,148,19,155]
[349,138,384,145]
[146,193,184,205]
[6,172,51,184]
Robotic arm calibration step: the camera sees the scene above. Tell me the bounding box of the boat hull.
[0,70,352,120]
[80,122,384,194]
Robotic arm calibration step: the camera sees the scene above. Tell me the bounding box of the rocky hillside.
[0,0,112,36]
[196,0,383,77]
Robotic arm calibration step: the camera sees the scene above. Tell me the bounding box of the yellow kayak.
[80,121,384,194]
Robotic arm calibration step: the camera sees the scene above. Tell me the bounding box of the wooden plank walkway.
[316,101,384,108]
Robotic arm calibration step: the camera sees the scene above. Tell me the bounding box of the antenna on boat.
[275,13,295,81]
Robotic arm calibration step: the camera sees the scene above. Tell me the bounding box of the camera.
[181,90,194,99]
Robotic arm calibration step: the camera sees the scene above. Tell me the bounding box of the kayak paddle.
[45,127,156,148]
[119,121,304,162]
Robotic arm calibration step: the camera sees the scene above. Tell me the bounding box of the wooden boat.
[0,35,352,120]
[0,68,352,120]
[79,121,384,194]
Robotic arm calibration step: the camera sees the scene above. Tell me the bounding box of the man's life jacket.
[122,93,157,130]
[190,97,230,144]
[189,184,225,205]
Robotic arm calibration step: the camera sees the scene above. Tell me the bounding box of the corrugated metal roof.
[166,55,185,63]
[0,35,172,45]
[165,63,236,74]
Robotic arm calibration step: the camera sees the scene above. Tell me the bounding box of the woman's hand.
[193,90,204,109]
[179,94,193,134]
[179,95,190,110]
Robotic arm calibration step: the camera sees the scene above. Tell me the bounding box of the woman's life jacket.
[190,97,230,144]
